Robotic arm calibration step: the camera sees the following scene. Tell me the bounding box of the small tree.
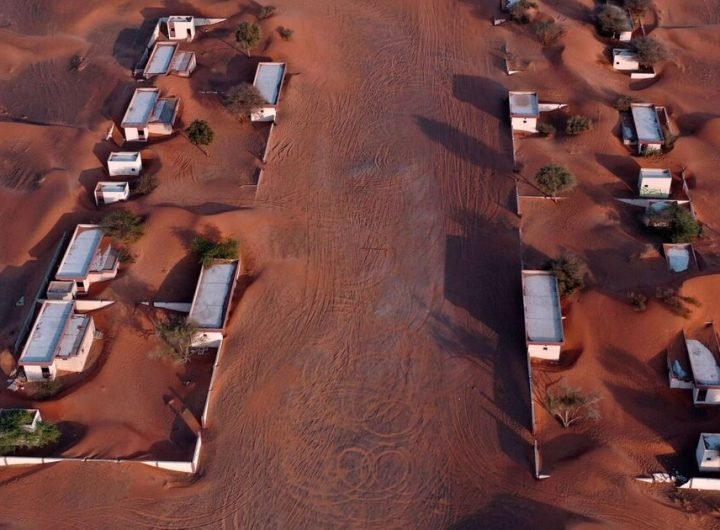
[535,164,577,198]
[257,5,277,20]
[155,317,198,364]
[532,20,565,46]
[655,288,700,319]
[614,95,632,112]
[548,253,587,297]
[191,236,239,266]
[627,291,647,311]
[565,115,592,136]
[632,36,667,67]
[596,5,632,37]
[236,22,262,57]
[509,0,537,24]
[0,410,62,455]
[646,203,700,243]
[545,380,601,428]
[186,119,214,147]
[277,26,294,41]
[624,0,653,16]
[223,83,267,122]
[101,208,144,242]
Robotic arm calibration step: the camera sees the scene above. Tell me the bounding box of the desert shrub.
[655,288,700,318]
[537,122,556,137]
[535,164,577,198]
[117,247,135,264]
[628,291,647,311]
[532,20,565,46]
[544,380,601,428]
[155,317,198,364]
[614,96,632,112]
[134,173,158,196]
[565,115,593,136]
[632,36,667,67]
[277,26,294,41]
[624,0,653,16]
[101,208,144,242]
[0,411,62,455]
[191,237,239,266]
[186,120,215,146]
[596,4,632,36]
[223,83,267,122]
[236,22,262,57]
[509,0,537,24]
[548,253,588,298]
[256,5,277,20]
[26,379,63,400]
[646,203,700,243]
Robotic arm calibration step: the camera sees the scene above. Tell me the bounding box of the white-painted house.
[697,433,720,472]
[142,41,196,78]
[521,270,564,361]
[188,260,240,349]
[94,182,130,206]
[167,16,196,41]
[509,91,539,133]
[18,301,95,382]
[55,224,119,294]
[668,325,720,406]
[612,48,640,71]
[107,152,142,177]
[638,168,672,198]
[121,88,179,142]
[251,62,287,122]
[630,103,665,154]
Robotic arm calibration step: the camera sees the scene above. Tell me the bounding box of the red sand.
[1,0,720,528]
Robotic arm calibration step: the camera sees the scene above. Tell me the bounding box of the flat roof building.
[509,91,539,133]
[56,224,118,293]
[188,260,240,348]
[251,62,287,122]
[18,301,95,382]
[121,88,179,142]
[612,48,640,71]
[668,325,720,406]
[521,270,564,361]
[697,433,720,472]
[94,182,130,206]
[143,41,196,78]
[638,168,672,198]
[107,151,142,177]
[630,103,665,154]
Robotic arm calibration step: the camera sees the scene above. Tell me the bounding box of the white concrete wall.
[23,364,55,382]
[54,318,95,373]
[511,116,537,133]
[680,477,720,491]
[639,141,663,154]
[168,19,195,41]
[96,189,129,205]
[124,126,148,142]
[638,177,671,198]
[614,57,639,71]
[694,387,720,405]
[630,70,656,80]
[251,106,277,123]
[618,30,632,42]
[192,331,223,349]
[528,343,561,361]
[108,158,141,177]
[147,123,173,136]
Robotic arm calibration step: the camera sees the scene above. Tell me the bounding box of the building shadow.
[452,75,509,121]
[448,494,596,530]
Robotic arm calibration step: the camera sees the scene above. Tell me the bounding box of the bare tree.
[223,83,267,122]
[544,380,601,428]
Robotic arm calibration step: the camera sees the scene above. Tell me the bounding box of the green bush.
[236,22,262,57]
[509,0,537,24]
[532,20,565,46]
[278,26,294,41]
[596,5,632,36]
[548,253,588,298]
[257,5,277,20]
[565,115,593,136]
[134,173,158,196]
[537,122,556,137]
[0,410,62,455]
[191,236,239,266]
[535,164,577,197]
[101,208,144,242]
[155,317,198,364]
[186,120,214,147]
[614,96,632,112]
[632,36,667,67]
[223,83,267,122]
